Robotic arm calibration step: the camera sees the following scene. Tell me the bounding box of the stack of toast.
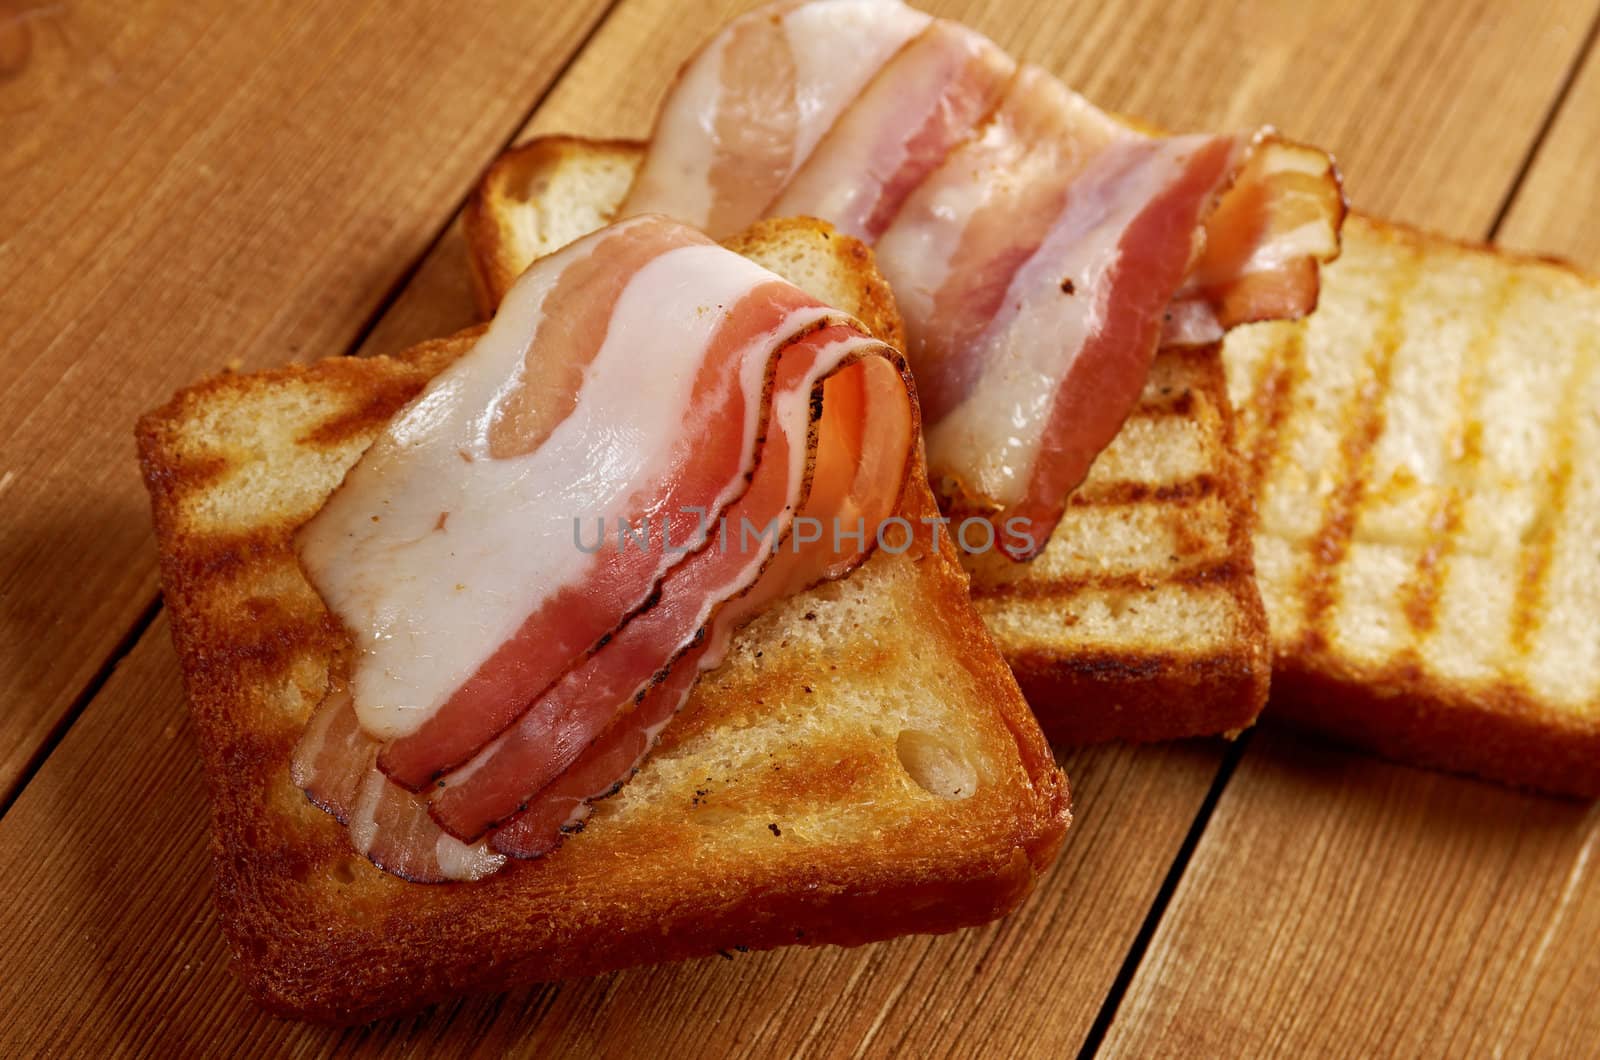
[138,219,1068,1022]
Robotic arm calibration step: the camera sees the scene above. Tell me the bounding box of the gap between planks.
[1485,9,1600,242]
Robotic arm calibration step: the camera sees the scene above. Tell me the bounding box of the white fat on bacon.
[621,0,931,238]
[291,215,914,880]
[770,19,1015,241]
[871,68,1127,405]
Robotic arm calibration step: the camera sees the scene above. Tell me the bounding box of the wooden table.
[3,0,1597,1054]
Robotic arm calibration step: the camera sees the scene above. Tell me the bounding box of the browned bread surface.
[137,231,1068,1024]
[967,345,1271,745]
[464,136,644,316]
[466,135,1273,745]
[1225,213,1600,796]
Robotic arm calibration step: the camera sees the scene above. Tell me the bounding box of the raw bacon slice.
[620,0,931,238]
[1165,133,1346,344]
[872,67,1129,425]
[290,216,915,881]
[297,217,843,790]
[925,135,1244,558]
[428,326,893,841]
[768,20,1015,241]
[868,69,1334,558]
[490,353,914,858]
[291,687,505,883]
[625,3,1343,562]
[487,644,707,859]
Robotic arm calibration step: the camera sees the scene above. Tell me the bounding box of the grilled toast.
[1225,214,1600,796]
[137,219,1069,1024]
[465,136,1272,745]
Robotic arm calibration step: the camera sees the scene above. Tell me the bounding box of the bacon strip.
[291,688,505,883]
[923,135,1244,556]
[291,216,914,881]
[486,644,707,859]
[872,68,1128,425]
[490,352,913,858]
[374,276,835,789]
[429,326,896,841]
[621,0,932,238]
[1165,133,1346,344]
[298,218,842,790]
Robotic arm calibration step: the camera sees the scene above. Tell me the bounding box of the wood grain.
[0,615,1222,1057]
[5,0,1599,1055]
[1100,730,1600,1057]
[0,0,613,802]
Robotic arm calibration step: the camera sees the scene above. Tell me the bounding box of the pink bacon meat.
[300,218,840,790]
[769,19,1015,242]
[433,336,911,844]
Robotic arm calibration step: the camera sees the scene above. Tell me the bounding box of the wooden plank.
[8,0,1595,1054]
[0,615,1222,1057]
[1497,32,1600,268]
[970,0,1595,239]
[1100,730,1600,1057]
[0,0,612,802]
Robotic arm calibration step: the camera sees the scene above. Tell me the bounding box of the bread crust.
[1271,660,1600,798]
[137,322,1067,1024]
[463,136,645,317]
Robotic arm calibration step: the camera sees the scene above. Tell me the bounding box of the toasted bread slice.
[137,220,1069,1024]
[465,136,1271,745]
[1225,214,1600,796]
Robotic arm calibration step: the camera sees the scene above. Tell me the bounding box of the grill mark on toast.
[178,528,299,581]
[1242,328,1307,497]
[1127,389,1196,420]
[978,558,1246,600]
[1295,249,1425,655]
[1068,475,1218,508]
[1508,331,1597,656]
[1399,274,1516,635]
[296,378,433,447]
